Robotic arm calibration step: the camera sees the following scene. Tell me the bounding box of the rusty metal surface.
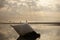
[0,0,60,23]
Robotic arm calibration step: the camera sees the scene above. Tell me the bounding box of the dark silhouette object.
[11,23,40,40]
[17,31,40,40]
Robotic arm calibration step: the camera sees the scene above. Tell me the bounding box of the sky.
[3,0,60,12]
[0,0,60,22]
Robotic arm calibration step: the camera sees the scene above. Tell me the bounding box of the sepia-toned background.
[0,0,60,40]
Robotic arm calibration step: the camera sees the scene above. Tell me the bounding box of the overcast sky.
[0,0,60,22]
[2,0,59,12]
